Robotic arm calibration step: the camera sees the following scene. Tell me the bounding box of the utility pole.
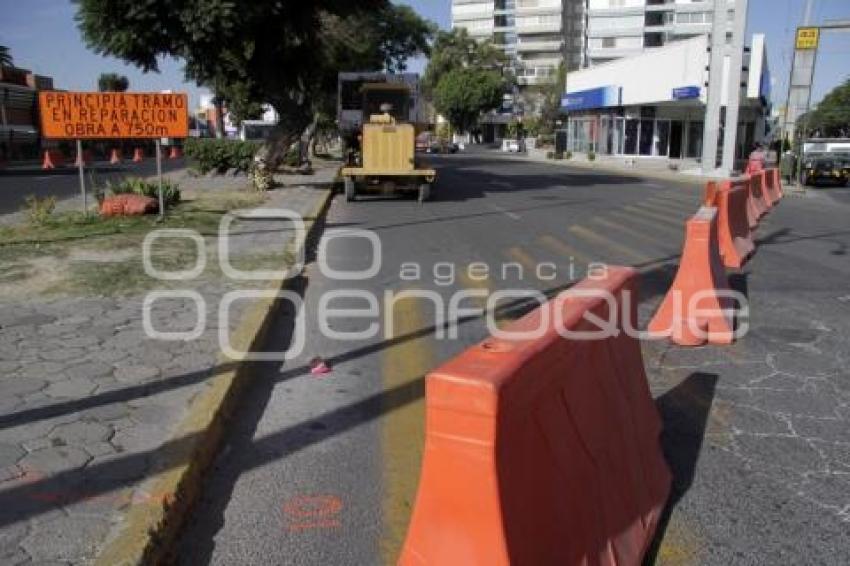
[700,0,726,174]
[721,0,749,175]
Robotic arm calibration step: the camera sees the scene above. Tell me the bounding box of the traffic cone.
[42,150,58,170]
[168,146,182,159]
[74,150,91,167]
[132,148,144,163]
[110,148,122,164]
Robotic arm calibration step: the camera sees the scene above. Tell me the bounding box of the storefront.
[558,34,770,163]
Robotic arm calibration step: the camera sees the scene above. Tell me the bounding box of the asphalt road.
[0,158,186,215]
[176,149,850,565]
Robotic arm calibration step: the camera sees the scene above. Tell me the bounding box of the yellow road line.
[591,216,671,248]
[381,295,432,564]
[622,205,689,228]
[568,225,653,264]
[505,246,539,273]
[639,199,698,217]
[538,234,595,267]
[607,209,683,236]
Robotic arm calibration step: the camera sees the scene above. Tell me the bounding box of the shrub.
[546,151,555,160]
[588,151,596,161]
[554,151,564,160]
[183,138,261,174]
[23,195,56,226]
[565,151,573,160]
[538,134,555,147]
[105,178,181,207]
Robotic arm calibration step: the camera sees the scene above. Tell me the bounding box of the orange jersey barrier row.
[401,266,671,566]
[648,207,735,346]
[705,178,755,269]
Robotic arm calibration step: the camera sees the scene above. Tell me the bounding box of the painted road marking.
[607,209,683,236]
[538,235,595,267]
[568,225,653,264]
[381,294,432,563]
[639,199,696,216]
[591,216,673,249]
[505,246,539,273]
[622,205,688,228]
[489,204,521,220]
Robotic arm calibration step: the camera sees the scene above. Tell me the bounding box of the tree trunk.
[301,114,320,163]
[213,93,225,139]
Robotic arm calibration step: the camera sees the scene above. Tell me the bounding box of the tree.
[97,72,129,92]
[538,63,567,135]
[798,78,850,138]
[0,45,12,67]
[432,68,504,134]
[423,28,509,96]
[75,0,392,163]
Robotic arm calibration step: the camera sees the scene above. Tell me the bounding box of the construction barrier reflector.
[648,207,735,346]
[132,148,144,163]
[109,148,122,164]
[714,179,755,269]
[42,150,65,170]
[400,266,672,566]
[168,146,182,159]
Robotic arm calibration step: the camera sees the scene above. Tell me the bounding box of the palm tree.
[0,45,12,68]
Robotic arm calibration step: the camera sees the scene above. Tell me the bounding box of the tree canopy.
[423,28,509,96]
[432,68,505,133]
[800,78,850,138]
[75,0,433,162]
[97,72,129,92]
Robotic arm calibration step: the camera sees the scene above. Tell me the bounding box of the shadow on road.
[644,371,718,565]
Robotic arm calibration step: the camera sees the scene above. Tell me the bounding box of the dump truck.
[337,73,436,202]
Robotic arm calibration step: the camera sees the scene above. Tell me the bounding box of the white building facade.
[559,32,772,162]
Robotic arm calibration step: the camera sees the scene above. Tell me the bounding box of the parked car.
[801,155,849,187]
[501,139,520,153]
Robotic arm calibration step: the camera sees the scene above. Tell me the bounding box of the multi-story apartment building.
[586,0,738,66]
[451,0,586,87]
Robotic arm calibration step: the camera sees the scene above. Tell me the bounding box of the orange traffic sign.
[38,91,189,139]
[795,27,820,50]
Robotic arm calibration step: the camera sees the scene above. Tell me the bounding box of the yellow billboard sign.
[795,27,820,50]
[38,92,189,139]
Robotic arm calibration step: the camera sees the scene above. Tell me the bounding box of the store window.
[655,120,670,157]
[639,119,654,156]
[624,119,638,155]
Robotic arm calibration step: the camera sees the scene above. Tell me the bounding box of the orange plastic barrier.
[401,266,671,566]
[747,172,770,223]
[41,150,65,170]
[762,168,782,206]
[703,180,719,206]
[100,194,158,216]
[648,207,734,346]
[168,146,182,159]
[109,148,122,164]
[132,147,144,162]
[714,179,755,269]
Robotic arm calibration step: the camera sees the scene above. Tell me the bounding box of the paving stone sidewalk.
[0,184,330,564]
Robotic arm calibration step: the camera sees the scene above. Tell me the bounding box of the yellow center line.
[538,234,596,267]
[568,225,653,264]
[504,246,539,273]
[381,295,432,564]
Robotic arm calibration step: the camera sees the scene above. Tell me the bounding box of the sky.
[1,0,848,109]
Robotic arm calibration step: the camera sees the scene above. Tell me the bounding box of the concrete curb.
[500,152,713,188]
[94,188,335,566]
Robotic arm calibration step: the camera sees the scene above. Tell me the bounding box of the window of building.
[602,37,616,48]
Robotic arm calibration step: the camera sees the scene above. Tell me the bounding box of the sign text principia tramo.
[38,92,189,139]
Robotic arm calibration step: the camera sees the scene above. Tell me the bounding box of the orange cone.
[74,150,93,167]
[168,146,182,159]
[648,206,735,346]
[42,150,58,170]
[132,148,144,163]
[109,148,122,164]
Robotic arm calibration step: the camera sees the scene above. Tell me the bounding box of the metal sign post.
[76,139,87,214]
[155,139,164,219]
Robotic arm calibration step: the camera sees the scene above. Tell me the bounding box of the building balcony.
[516,40,563,53]
[516,22,562,34]
[587,46,645,61]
